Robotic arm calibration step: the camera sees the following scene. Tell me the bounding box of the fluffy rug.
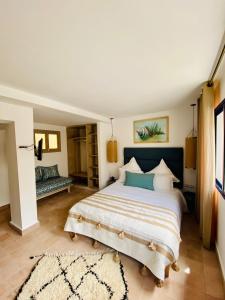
[16,252,128,300]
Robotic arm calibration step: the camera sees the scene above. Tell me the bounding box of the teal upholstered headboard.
[124,147,184,189]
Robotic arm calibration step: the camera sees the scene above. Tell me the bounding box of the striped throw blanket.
[66,192,181,262]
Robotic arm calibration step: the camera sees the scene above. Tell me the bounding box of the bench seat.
[36,176,73,199]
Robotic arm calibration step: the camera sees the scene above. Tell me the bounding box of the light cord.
[110,118,114,138]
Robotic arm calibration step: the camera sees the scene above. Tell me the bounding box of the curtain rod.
[207,42,225,87]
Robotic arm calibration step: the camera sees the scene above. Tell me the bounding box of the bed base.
[37,185,71,200]
[68,232,180,287]
[140,265,149,277]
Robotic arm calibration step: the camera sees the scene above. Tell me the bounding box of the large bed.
[64,147,186,286]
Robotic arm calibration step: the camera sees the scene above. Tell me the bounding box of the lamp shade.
[185,136,197,169]
[107,139,118,163]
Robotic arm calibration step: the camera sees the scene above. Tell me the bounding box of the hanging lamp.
[107,118,118,163]
[185,104,197,169]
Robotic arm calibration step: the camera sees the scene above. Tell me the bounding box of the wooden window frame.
[215,98,225,199]
[34,129,61,153]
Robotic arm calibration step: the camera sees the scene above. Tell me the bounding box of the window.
[215,98,225,197]
[34,130,61,153]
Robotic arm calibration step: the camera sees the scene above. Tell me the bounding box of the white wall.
[215,57,225,282]
[0,101,37,231]
[0,129,10,206]
[109,104,196,188]
[34,123,68,177]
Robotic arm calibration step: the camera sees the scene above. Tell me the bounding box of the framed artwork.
[133,116,169,143]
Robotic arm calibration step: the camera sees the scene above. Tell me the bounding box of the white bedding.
[64,182,187,280]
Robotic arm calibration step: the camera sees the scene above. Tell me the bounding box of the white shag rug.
[16,252,128,300]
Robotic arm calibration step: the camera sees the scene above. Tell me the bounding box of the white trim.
[216,242,225,289]
[0,85,109,123]
[9,220,40,235]
[9,220,23,232]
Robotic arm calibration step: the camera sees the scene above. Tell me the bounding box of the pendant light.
[185,104,197,169]
[107,118,118,163]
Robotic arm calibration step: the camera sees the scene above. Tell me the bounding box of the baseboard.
[0,203,10,211]
[215,242,225,292]
[9,220,40,236]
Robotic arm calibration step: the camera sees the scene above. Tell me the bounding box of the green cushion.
[35,166,43,182]
[124,171,154,190]
[42,165,60,181]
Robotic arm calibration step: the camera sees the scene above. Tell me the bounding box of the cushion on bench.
[36,177,73,197]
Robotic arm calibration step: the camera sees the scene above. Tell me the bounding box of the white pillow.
[153,174,173,191]
[147,159,180,182]
[118,157,143,183]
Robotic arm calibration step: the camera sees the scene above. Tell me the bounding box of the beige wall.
[215,57,225,282]
[34,123,68,177]
[108,104,197,188]
[0,101,37,231]
[0,128,10,206]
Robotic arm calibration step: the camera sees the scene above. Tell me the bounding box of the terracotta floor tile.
[0,187,224,300]
[204,265,225,299]
[203,248,220,268]
[206,295,225,300]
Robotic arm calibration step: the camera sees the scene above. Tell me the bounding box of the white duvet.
[64,182,187,280]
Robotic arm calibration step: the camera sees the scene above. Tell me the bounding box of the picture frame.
[133,116,169,143]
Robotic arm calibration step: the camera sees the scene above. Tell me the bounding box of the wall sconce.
[107,118,118,163]
[185,104,197,169]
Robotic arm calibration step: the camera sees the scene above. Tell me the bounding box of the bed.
[64,147,186,286]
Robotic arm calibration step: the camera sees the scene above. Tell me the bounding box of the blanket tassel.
[165,264,171,278]
[113,251,120,263]
[171,261,180,272]
[155,278,164,288]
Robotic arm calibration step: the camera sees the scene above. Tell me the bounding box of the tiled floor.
[0,186,224,300]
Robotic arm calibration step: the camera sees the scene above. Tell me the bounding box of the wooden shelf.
[71,172,88,178]
[67,123,99,189]
[72,137,86,142]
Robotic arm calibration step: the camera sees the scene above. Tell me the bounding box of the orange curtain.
[196,83,216,249]
[210,80,221,245]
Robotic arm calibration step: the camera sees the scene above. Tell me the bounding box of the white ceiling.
[0,0,224,118]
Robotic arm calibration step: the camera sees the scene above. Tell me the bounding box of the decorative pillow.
[153,174,173,191]
[124,171,154,190]
[35,166,42,182]
[146,159,180,182]
[42,165,60,181]
[118,157,143,183]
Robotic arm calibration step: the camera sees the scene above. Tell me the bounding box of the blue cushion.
[35,166,43,182]
[124,171,154,190]
[36,177,73,197]
[42,165,60,181]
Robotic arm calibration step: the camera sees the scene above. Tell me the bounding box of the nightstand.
[107,176,116,186]
[183,191,196,213]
